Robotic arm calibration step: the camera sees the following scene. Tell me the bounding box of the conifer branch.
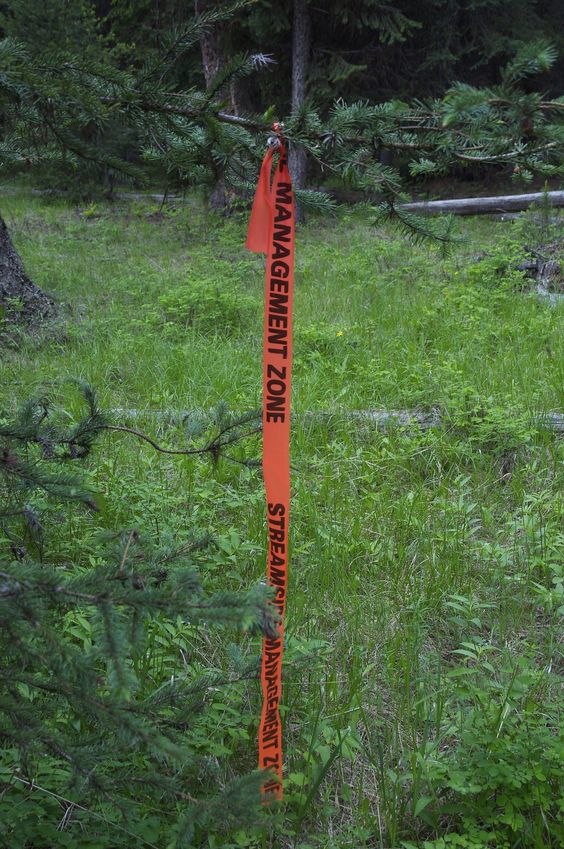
[2,30,563,244]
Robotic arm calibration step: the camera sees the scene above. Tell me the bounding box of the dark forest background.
[4,0,564,105]
[3,0,564,193]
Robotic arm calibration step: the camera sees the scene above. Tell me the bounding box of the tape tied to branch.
[246,128,295,801]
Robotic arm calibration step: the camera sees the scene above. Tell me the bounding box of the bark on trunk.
[195,0,225,89]
[195,0,237,211]
[0,213,54,323]
[289,0,311,221]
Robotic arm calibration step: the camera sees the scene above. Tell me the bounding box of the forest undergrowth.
[0,188,563,849]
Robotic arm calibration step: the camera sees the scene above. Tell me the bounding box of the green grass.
[1,189,563,848]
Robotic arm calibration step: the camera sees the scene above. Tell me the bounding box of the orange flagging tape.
[246,129,294,801]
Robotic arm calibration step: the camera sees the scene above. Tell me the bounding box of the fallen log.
[111,408,564,434]
[496,213,562,223]
[402,191,564,217]
[537,291,564,305]
[28,188,181,204]
[19,187,564,217]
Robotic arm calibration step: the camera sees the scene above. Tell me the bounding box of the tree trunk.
[0,213,54,323]
[195,0,237,211]
[289,0,311,221]
[195,0,225,89]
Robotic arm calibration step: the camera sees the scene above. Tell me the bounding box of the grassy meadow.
[1,187,563,848]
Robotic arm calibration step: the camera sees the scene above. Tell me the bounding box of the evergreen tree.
[0,387,274,847]
[1,1,564,320]
[0,0,100,54]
